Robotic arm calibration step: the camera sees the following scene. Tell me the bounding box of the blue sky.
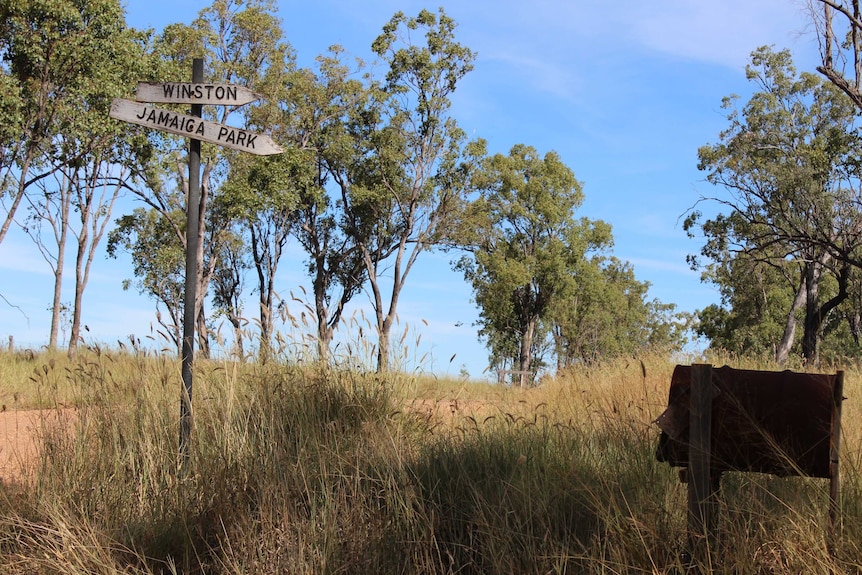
[0,0,821,378]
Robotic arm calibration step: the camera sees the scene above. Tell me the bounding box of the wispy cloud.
[0,240,52,275]
[464,0,815,84]
[630,0,815,69]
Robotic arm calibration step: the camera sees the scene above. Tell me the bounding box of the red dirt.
[0,400,486,483]
[0,408,76,484]
[0,408,41,483]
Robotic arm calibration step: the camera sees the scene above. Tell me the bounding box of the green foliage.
[458,145,601,373]
[0,0,153,149]
[458,144,680,374]
[108,207,186,345]
[315,8,480,372]
[0,70,22,167]
[0,0,156,237]
[372,8,474,115]
[694,252,796,355]
[689,46,862,362]
[554,257,689,365]
[222,148,308,218]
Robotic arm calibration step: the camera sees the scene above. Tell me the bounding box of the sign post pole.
[110,60,281,472]
[179,57,204,470]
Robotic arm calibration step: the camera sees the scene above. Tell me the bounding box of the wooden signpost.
[110,58,282,469]
[135,82,261,106]
[110,99,283,155]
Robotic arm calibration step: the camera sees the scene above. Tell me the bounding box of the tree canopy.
[457,144,684,384]
[687,46,862,364]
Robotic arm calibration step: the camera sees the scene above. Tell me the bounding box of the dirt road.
[0,408,76,483]
[0,408,41,482]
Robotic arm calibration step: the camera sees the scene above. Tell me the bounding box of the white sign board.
[136,82,260,106]
[110,98,283,156]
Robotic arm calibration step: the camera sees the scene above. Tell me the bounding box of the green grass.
[0,347,860,573]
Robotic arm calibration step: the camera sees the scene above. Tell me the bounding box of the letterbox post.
[828,370,844,553]
[688,363,715,561]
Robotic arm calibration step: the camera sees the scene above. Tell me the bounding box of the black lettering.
[168,115,179,130]
[246,133,257,149]
[194,84,203,99]
[162,84,174,98]
[146,109,157,123]
[215,86,225,100]
[136,106,148,120]
[226,86,237,101]
[195,122,205,136]
[205,85,214,99]
[235,132,246,147]
[217,126,229,141]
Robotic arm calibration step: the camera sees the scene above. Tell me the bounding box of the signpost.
[110,99,283,155]
[110,58,282,470]
[135,82,261,106]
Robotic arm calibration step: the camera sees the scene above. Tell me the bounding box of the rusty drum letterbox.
[655,365,841,478]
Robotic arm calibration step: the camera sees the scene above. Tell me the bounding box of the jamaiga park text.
[136,107,205,136]
[110,98,282,155]
[135,107,259,150]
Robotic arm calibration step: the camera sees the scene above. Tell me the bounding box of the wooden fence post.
[828,370,844,553]
[688,363,716,562]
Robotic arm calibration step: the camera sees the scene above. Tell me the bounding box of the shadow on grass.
[1,365,682,574]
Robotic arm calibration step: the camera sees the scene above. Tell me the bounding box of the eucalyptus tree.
[0,0,116,245]
[114,0,290,356]
[209,221,249,359]
[108,207,186,348]
[26,157,132,354]
[551,257,686,367]
[1,0,156,353]
[330,8,479,372]
[220,151,303,360]
[692,241,798,357]
[222,43,373,363]
[687,46,862,364]
[457,144,612,387]
[285,50,371,364]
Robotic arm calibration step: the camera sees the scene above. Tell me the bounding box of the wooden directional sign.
[135,82,261,106]
[110,98,283,156]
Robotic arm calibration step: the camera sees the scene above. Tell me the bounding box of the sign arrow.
[110,98,283,156]
[135,82,261,106]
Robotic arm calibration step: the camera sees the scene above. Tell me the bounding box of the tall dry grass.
[0,348,859,573]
